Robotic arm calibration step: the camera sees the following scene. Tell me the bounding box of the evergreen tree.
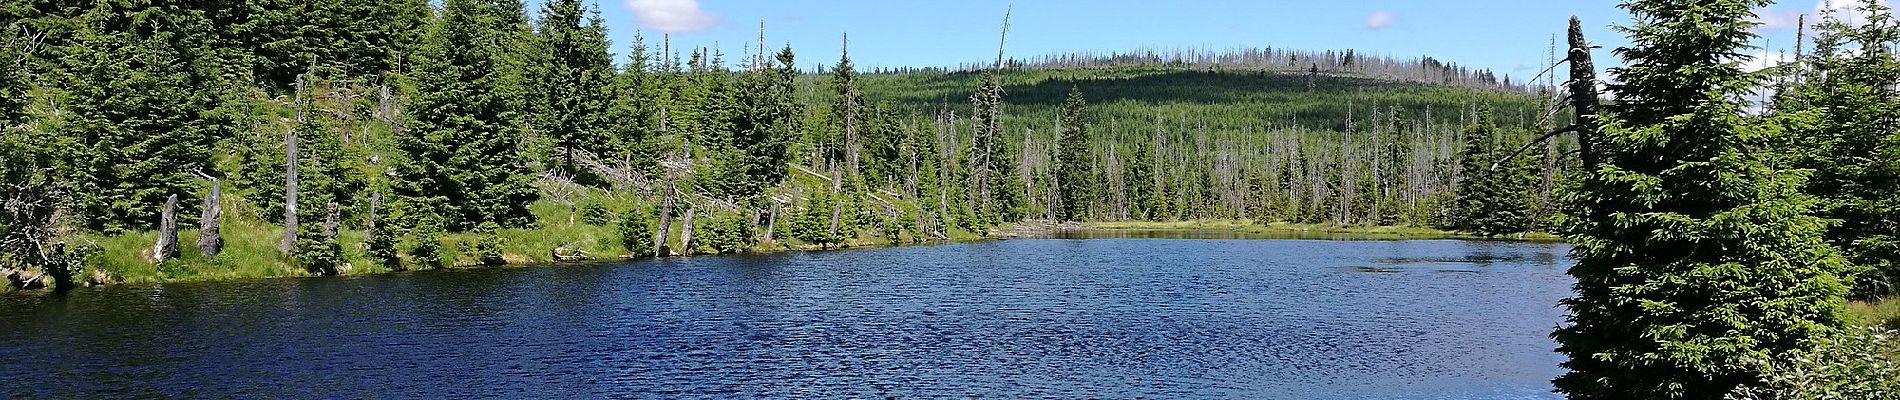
[1054,86,1095,221]
[705,46,798,201]
[1449,110,1536,236]
[608,32,660,176]
[531,0,616,177]
[394,0,540,231]
[239,0,431,86]
[60,1,224,232]
[967,71,1009,226]
[1126,142,1157,221]
[1553,1,1850,398]
[1783,2,1900,297]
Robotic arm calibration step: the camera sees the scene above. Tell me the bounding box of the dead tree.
[365,191,381,249]
[654,178,675,257]
[281,65,312,254]
[197,178,222,257]
[1495,17,1602,170]
[154,194,179,263]
[679,206,696,256]
[323,202,340,241]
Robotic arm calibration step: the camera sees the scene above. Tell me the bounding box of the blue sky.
[571,0,1882,80]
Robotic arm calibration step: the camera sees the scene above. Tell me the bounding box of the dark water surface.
[0,238,1572,399]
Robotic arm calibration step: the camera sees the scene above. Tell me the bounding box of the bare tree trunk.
[679,206,696,256]
[323,202,340,241]
[1567,16,1602,170]
[365,191,381,249]
[155,194,179,263]
[197,179,222,257]
[764,203,778,242]
[654,179,675,257]
[282,70,309,254]
[828,162,843,242]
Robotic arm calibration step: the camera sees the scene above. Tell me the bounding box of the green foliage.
[1448,110,1538,236]
[1553,1,1850,398]
[1727,327,1900,400]
[235,74,371,228]
[579,202,613,226]
[695,211,752,254]
[59,2,225,232]
[617,207,652,256]
[704,47,799,201]
[237,0,432,87]
[788,191,845,246]
[1777,2,1900,298]
[530,0,616,177]
[294,227,343,276]
[406,212,444,269]
[1055,86,1095,221]
[366,208,402,269]
[465,221,505,265]
[394,0,540,231]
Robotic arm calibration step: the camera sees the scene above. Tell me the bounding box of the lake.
[0,236,1573,399]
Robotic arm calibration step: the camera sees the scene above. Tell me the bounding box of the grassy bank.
[78,210,1558,286]
[1082,219,1564,241]
[82,199,995,286]
[1851,299,1900,329]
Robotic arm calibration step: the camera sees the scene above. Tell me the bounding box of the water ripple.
[0,238,1572,399]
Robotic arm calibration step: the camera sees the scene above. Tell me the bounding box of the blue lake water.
[0,237,1573,399]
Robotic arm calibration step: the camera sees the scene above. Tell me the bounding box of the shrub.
[469,221,505,266]
[1727,327,1900,400]
[618,207,653,257]
[579,202,613,226]
[697,211,753,254]
[407,216,444,269]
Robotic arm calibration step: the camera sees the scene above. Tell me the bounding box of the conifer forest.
[4,0,1900,398]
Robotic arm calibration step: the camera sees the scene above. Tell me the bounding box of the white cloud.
[1753,7,1805,29]
[627,0,718,33]
[1819,0,1891,27]
[1366,11,1395,30]
[1742,50,1791,72]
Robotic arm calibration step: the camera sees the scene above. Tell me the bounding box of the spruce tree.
[394,0,540,231]
[531,0,616,177]
[1553,1,1850,397]
[705,46,797,201]
[1127,141,1157,221]
[1449,110,1536,236]
[60,2,223,232]
[1782,2,1900,297]
[968,71,1007,226]
[608,32,660,176]
[1055,86,1094,221]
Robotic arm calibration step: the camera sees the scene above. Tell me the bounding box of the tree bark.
[1568,16,1603,170]
[282,71,308,254]
[155,194,179,263]
[654,179,675,257]
[679,206,696,256]
[365,191,381,249]
[323,202,340,241]
[198,179,223,257]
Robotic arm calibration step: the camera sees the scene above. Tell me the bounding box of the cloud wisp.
[627,0,718,33]
[1366,11,1395,30]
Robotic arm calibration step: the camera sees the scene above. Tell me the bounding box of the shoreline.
[6,219,1552,292]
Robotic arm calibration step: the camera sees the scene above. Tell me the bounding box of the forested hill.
[803,63,1564,228]
[0,0,1569,287]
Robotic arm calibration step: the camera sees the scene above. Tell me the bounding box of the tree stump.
[154,194,180,263]
[679,206,696,256]
[197,179,223,257]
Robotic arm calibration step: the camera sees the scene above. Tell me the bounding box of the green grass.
[1850,299,1900,330]
[1082,219,1563,241]
[82,194,989,285]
